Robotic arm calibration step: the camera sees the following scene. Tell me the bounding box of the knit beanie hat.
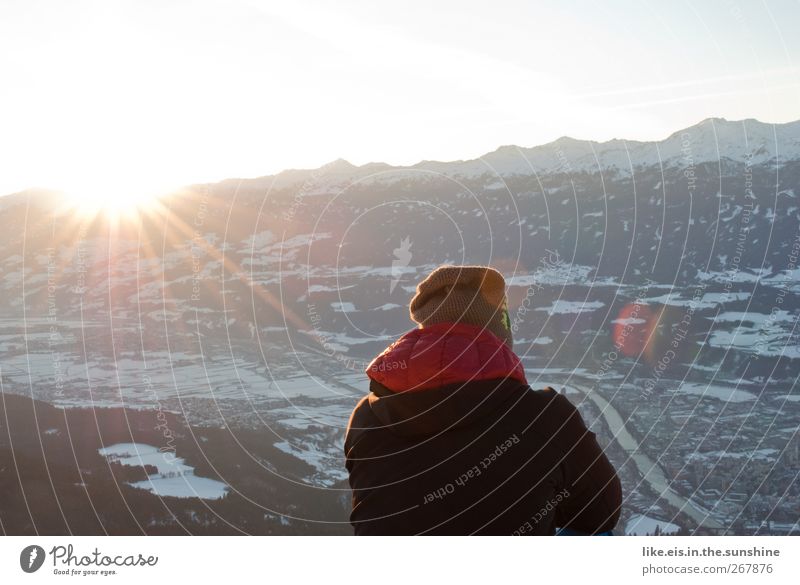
[409,265,513,349]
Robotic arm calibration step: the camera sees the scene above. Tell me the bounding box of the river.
[570,382,726,533]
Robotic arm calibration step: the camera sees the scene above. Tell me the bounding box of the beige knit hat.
[409,265,513,349]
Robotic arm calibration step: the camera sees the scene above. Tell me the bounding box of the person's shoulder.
[347,394,375,428]
[344,394,378,455]
[523,385,574,409]
[518,385,586,434]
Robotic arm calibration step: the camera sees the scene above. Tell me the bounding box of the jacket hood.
[366,322,526,392]
[363,322,528,437]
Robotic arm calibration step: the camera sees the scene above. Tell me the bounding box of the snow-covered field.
[99,442,228,499]
[273,440,348,486]
[706,328,800,359]
[536,300,605,315]
[625,514,680,535]
[673,382,757,403]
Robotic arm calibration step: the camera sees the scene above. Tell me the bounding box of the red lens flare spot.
[612,303,656,357]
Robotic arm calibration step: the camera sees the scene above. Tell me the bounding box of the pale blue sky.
[0,0,798,199]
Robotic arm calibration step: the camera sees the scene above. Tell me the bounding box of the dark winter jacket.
[343,322,622,535]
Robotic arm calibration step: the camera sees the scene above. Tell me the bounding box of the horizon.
[2,0,799,200]
[3,114,798,199]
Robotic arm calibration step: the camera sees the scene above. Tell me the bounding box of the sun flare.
[61,181,168,220]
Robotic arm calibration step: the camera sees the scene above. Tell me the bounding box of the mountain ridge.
[3,117,799,200]
[214,116,800,192]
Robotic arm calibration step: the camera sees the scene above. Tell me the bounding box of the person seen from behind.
[344,264,622,535]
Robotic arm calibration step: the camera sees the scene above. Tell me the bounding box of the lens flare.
[612,303,657,358]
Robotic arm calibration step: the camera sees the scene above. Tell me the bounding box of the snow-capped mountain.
[219,117,800,189]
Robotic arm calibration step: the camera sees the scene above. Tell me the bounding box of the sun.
[61,180,168,220]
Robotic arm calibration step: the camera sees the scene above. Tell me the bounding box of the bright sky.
[1,0,798,198]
